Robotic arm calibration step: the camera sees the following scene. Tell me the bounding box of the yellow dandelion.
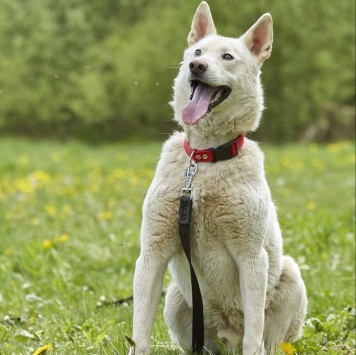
[327,142,348,153]
[279,342,295,355]
[311,159,325,172]
[99,210,113,220]
[91,183,100,192]
[128,175,139,188]
[307,201,316,210]
[59,234,69,243]
[73,176,81,185]
[308,143,318,152]
[61,204,72,215]
[51,152,61,162]
[15,177,34,194]
[124,209,134,218]
[43,240,53,250]
[32,170,52,185]
[33,344,52,355]
[31,218,40,226]
[45,204,56,216]
[346,153,355,164]
[282,188,291,197]
[19,155,29,166]
[282,156,292,169]
[116,152,129,161]
[294,160,305,171]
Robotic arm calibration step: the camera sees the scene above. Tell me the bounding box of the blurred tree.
[0,0,354,142]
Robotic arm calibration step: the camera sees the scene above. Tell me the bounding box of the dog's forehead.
[188,35,245,54]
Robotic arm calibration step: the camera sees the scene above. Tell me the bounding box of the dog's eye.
[222,53,234,60]
[195,49,202,56]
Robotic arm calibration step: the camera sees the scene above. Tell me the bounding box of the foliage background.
[0,0,354,142]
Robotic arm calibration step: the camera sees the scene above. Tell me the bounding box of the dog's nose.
[189,59,208,75]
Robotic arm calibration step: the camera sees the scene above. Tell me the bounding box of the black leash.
[178,160,204,353]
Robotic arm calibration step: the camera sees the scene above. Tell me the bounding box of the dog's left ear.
[242,14,273,65]
[188,1,217,47]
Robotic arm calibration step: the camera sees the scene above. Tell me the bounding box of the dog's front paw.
[243,341,265,355]
[128,346,150,355]
[217,329,239,351]
[126,334,150,355]
[126,340,150,355]
[126,334,136,355]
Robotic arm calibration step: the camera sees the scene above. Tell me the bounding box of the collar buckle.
[210,139,238,161]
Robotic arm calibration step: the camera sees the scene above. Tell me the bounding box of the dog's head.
[172,1,273,139]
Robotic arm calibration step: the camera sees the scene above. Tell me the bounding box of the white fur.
[129,2,307,354]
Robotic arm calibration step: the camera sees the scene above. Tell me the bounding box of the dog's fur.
[129,2,307,354]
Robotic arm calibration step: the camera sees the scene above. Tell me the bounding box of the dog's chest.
[170,183,245,312]
[189,166,246,240]
[175,168,247,285]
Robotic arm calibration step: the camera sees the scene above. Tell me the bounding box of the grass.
[0,137,354,354]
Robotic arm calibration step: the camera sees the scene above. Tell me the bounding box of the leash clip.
[181,156,198,196]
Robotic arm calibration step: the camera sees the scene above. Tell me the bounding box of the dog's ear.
[188,1,217,47]
[242,14,273,65]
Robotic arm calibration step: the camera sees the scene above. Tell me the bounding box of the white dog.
[129,2,307,354]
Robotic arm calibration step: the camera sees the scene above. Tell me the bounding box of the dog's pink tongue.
[182,83,216,125]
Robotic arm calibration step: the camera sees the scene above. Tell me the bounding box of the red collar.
[183,134,244,163]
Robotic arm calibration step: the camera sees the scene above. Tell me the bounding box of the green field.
[0,137,354,354]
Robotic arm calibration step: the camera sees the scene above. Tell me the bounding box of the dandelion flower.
[347,154,355,164]
[51,152,61,162]
[15,178,34,194]
[99,210,113,220]
[45,204,56,216]
[43,240,53,250]
[31,218,40,226]
[19,155,29,166]
[279,342,295,355]
[61,204,72,215]
[60,234,69,243]
[33,343,52,355]
[307,202,316,210]
[308,143,318,152]
[32,170,52,185]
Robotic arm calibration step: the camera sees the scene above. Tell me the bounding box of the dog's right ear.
[188,1,217,47]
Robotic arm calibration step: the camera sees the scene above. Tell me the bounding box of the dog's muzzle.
[182,79,231,125]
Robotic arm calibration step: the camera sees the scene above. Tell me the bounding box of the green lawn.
[0,137,354,354]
